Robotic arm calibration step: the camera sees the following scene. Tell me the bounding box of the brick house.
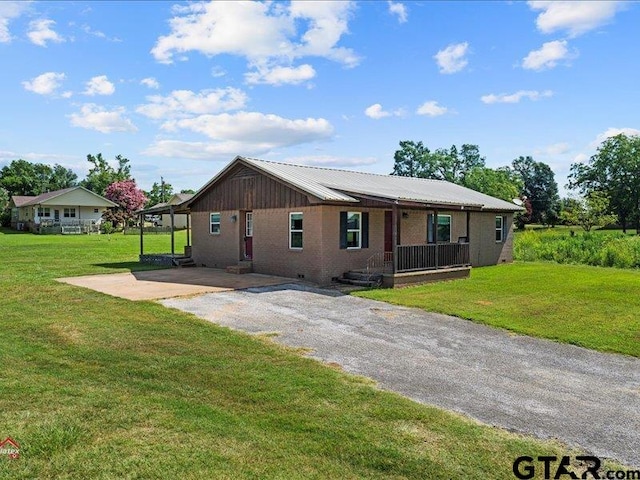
[176,156,522,287]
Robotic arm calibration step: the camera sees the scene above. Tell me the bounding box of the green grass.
[356,262,640,357]
[0,229,611,478]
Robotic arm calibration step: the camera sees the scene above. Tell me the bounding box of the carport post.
[186,213,190,247]
[170,206,175,258]
[139,213,144,256]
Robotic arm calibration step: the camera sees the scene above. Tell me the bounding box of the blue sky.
[1,1,638,194]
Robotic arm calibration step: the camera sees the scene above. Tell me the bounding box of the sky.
[1,1,639,195]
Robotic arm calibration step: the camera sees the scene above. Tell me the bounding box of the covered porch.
[343,199,474,287]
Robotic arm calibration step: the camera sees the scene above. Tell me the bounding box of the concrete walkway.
[162,283,640,467]
[57,268,298,300]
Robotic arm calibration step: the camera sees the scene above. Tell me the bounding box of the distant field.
[356,262,640,357]
[0,229,586,479]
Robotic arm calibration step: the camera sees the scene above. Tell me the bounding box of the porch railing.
[366,251,394,274]
[396,243,470,273]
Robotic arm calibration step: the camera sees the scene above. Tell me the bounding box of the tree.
[103,180,147,228]
[0,159,53,196]
[462,166,523,201]
[511,156,560,225]
[568,134,640,233]
[81,153,132,195]
[561,192,618,232]
[0,187,10,227]
[49,165,78,191]
[144,178,174,208]
[180,188,196,194]
[391,141,485,183]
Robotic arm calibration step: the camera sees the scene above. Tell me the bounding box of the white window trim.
[245,212,253,237]
[289,212,303,250]
[64,208,76,218]
[210,212,221,235]
[496,215,504,243]
[347,211,361,249]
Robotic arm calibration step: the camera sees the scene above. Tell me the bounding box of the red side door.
[244,212,253,259]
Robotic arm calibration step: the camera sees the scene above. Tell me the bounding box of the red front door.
[384,211,393,252]
[244,212,253,259]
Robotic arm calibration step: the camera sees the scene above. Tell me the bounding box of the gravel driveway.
[162,283,640,467]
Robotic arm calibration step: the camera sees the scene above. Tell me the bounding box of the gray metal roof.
[241,157,522,211]
[11,187,116,207]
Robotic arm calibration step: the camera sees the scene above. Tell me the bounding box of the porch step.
[226,262,253,274]
[173,256,196,268]
[337,271,383,288]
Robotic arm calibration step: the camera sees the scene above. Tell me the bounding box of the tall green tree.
[49,165,78,191]
[0,187,9,227]
[568,134,640,233]
[0,159,53,196]
[391,141,485,184]
[511,156,560,225]
[144,179,174,208]
[462,166,523,202]
[81,153,132,195]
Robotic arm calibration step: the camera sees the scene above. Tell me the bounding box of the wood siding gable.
[190,163,313,212]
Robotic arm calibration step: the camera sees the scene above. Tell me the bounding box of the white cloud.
[364,103,391,119]
[0,1,29,43]
[27,19,65,47]
[245,64,316,86]
[136,88,247,119]
[481,90,553,104]
[162,111,333,145]
[22,72,66,96]
[416,100,448,117]
[528,1,624,37]
[69,104,137,133]
[211,66,227,78]
[388,1,407,23]
[83,75,115,96]
[522,40,574,71]
[140,77,160,89]
[592,127,640,147]
[283,155,378,167]
[534,142,570,156]
[572,153,589,164]
[434,42,469,74]
[151,1,358,82]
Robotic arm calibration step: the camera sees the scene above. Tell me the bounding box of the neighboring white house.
[150,192,193,229]
[9,186,117,233]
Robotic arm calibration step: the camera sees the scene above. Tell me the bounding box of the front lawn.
[355,262,640,357]
[0,229,589,478]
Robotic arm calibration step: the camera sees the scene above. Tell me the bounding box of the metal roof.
[11,187,116,207]
[240,157,523,211]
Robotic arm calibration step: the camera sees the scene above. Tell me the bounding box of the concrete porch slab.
[56,268,298,301]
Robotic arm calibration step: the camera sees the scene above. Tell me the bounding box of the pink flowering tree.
[103,179,147,229]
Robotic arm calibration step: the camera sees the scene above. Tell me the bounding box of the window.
[37,207,51,217]
[94,208,99,214]
[289,212,303,249]
[340,212,369,249]
[496,216,507,242]
[346,212,361,248]
[64,208,76,218]
[245,212,253,237]
[210,212,221,234]
[427,214,451,243]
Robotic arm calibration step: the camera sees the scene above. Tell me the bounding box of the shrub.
[514,229,640,269]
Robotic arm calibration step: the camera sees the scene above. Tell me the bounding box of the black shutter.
[362,212,369,248]
[339,211,347,249]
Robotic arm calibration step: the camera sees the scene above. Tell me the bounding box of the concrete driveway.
[57,268,298,300]
[162,283,640,467]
